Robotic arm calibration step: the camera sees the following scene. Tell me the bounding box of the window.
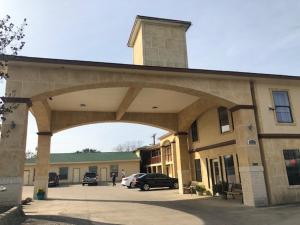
[223,155,236,183]
[283,149,300,185]
[218,107,230,133]
[191,120,198,142]
[89,166,98,174]
[59,167,68,180]
[151,149,160,157]
[110,165,118,177]
[151,149,161,164]
[272,91,293,123]
[164,145,172,162]
[194,159,202,182]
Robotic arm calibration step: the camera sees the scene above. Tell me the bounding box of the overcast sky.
[1,0,300,153]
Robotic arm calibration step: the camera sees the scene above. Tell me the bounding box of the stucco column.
[160,146,166,174]
[175,132,192,194]
[232,108,268,206]
[33,132,52,199]
[171,141,178,178]
[0,101,29,207]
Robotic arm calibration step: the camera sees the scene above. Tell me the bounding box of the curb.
[0,205,25,225]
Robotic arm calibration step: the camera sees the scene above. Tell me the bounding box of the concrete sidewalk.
[21,184,300,225]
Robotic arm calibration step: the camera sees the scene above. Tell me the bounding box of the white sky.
[1,0,300,153]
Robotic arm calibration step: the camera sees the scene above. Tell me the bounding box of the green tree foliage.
[75,148,101,153]
[0,15,27,137]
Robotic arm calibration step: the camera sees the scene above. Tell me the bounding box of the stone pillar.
[33,132,52,199]
[232,108,268,206]
[174,132,191,194]
[0,100,29,207]
[160,146,166,174]
[171,141,178,178]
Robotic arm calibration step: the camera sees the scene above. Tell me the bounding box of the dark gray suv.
[82,172,98,186]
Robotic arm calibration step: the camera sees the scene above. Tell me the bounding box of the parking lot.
[22,184,300,225]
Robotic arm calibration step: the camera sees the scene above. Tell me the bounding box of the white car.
[121,173,146,188]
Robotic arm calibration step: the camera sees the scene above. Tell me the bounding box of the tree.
[75,148,101,153]
[0,15,27,136]
[113,140,144,152]
[25,150,36,159]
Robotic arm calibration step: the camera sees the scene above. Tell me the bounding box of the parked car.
[48,172,59,187]
[82,172,98,186]
[134,173,179,191]
[121,173,146,188]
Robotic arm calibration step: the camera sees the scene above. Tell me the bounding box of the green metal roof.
[26,152,140,164]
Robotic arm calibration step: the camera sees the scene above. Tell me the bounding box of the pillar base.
[0,177,23,207]
[33,177,48,200]
[178,169,191,194]
[240,166,268,207]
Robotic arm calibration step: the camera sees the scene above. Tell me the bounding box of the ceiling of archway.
[47,87,199,113]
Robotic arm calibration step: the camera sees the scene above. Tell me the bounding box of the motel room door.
[73,168,80,183]
[100,168,107,182]
[23,170,30,185]
[210,158,222,195]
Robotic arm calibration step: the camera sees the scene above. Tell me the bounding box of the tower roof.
[127,15,192,47]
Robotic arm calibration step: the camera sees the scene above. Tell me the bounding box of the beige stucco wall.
[189,107,235,150]
[24,160,140,186]
[255,80,300,133]
[133,25,144,65]
[261,139,300,205]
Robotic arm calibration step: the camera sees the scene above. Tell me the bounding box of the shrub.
[195,184,206,194]
[37,189,45,194]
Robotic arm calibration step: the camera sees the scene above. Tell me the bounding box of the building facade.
[1,15,300,207]
[24,152,140,185]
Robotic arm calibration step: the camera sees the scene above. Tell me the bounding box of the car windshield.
[49,173,57,178]
[134,173,143,178]
[137,174,147,178]
[85,173,96,178]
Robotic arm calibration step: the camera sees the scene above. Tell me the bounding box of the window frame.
[218,107,231,134]
[190,120,199,142]
[223,154,236,184]
[110,164,119,177]
[88,166,98,174]
[59,167,68,180]
[283,149,300,186]
[272,90,294,124]
[194,159,202,182]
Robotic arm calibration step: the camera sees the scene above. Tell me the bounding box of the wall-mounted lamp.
[10,121,16,129]
[0,185,7,192]
[268,106,275,111]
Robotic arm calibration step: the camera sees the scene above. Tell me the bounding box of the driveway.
[21,184,300,225]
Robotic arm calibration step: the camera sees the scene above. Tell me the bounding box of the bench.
[224,183,243,201]
[183,181,198,195]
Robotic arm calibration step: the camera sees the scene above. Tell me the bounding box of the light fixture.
[268,106,275,111]
[152,106,158,109]
[80,103,86,107]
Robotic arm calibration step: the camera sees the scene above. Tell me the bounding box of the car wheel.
[130,182,135,188]
[173,182,179,189]
[142,183,150,191]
